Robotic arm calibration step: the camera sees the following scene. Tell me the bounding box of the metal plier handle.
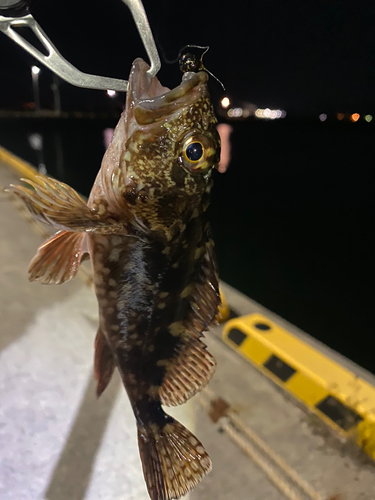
[0,0,160,92]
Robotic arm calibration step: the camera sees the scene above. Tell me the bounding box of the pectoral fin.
[9,176,128,234]
[28,230,88,284]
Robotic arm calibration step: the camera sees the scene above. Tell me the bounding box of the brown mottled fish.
[10,57,221,500]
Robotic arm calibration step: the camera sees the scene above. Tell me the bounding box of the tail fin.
[138,418,211,500]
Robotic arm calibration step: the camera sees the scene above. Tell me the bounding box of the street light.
[31,65,41,111]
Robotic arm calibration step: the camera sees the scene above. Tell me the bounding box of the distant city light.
[107,90,116,97]
[221,97,230,108]
[28,133,43,151]
[350,113,360,122]
[319,113,327,122]
[365,114,373,122]
[337,113,345,120]
[31,66,40,75]
[227,108,244,118]
[242,109,250,118]
[255,108,286,119]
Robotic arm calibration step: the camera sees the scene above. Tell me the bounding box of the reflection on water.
[27,132,47,174]
[103,128,114,150]
[217,123,233,173]
[1,117,374,373]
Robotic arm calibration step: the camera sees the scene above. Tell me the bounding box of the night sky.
[1,0,375,114]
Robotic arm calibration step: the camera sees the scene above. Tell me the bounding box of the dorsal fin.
[159,230,220,407]
[159,336,216,406]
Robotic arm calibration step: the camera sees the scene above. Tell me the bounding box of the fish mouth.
[129,58,208,125]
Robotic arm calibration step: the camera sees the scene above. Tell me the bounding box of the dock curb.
[223,313,375,460]
[0,146,38,180]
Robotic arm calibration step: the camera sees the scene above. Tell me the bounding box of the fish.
[9,57,221,500]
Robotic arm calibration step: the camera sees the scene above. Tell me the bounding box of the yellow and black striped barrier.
[223,313,375,460]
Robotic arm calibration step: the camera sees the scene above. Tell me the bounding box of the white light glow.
[227,109,234,117]
[107,90,116,97]
[28,133,43,151]
[221,97,230,108]
[31,66,40,75]
[255,108,286,119]
[319,113,327,122]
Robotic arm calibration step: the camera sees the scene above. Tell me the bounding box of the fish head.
[106,58,220,240]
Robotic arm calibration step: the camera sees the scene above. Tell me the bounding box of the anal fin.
[28,230,88,284]
[159,334,216,407]
[94,329,115,397]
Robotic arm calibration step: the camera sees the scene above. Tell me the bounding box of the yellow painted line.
[0,146,39,181]
[223,313,375,461]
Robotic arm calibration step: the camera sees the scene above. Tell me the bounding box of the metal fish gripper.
[0,0,161,92]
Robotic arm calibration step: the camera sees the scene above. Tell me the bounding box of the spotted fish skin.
[10,58,221,500]
[91,207,217,401]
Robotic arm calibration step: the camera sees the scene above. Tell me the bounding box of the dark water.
[1,117,374,373]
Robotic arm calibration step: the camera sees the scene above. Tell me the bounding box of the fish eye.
[179,133,217,173]
[184,142,204,163]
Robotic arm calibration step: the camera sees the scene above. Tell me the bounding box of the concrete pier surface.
[1,162,375,500]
